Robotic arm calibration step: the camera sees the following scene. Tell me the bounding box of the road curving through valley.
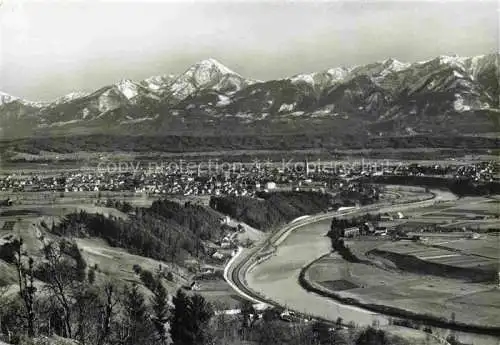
[224,187,500,344]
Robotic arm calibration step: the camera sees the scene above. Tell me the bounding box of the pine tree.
[170,290,214,345]
[189,294,213,345]
[14,238,37,338]
[240,300,255,331]
[170,290,191,345]
[123,283,152,345]
[151,277,171,345]
[356,326,388,345]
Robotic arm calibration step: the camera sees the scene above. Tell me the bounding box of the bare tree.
[41,241,76,338]
[14,238,37,338]
[0,284,10,340]
[96,282,118,345]
[74,284,99,345]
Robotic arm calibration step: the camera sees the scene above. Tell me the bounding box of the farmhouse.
[182,281,199,291]
[212,251,225,260]
[265,181,277,190]
[338,206,357,212]
[467,232,481,239]
[374,226,388,236]
[380,213,394,221]
[363,222,375,234]
[280,310,296,322]
[200,267,215,275]
[220,215,231,224]
[343,227,360,238]
[221,239,232,249]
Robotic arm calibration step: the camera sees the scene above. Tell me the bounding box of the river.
[245,201,500,345]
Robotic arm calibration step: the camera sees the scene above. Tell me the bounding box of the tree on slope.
[122,283,153,345]
[13,238,37,338]
[151,276,172,345]
[170,290,214,345]
[356,326,389,345]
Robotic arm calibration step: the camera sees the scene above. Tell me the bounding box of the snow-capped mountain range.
[0,54,498,138]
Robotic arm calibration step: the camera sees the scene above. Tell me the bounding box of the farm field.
[0,204,187,291]
[427,237,500,258]
[0,199,207,296]
[305,253,500,327]
[382,196,498,233]
[242,193,500,345]
[303,195,500,329]
[194,278,248,310]
[0,203,131,259]
[2,150,495,176]
[0,191,160,208]
[374,238,498,271]
[76,237,187,292]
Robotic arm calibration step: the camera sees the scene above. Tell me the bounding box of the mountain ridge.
[2,55,495,104]
[1,54,498,138]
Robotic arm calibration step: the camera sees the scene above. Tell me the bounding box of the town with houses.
[0,160,496,195]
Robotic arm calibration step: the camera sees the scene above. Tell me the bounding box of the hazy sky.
[0,0,498,101]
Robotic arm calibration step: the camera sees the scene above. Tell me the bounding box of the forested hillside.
[209,191,332,231]
[50,199,225,264]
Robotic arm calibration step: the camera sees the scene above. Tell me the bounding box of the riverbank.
[299,252,500,336]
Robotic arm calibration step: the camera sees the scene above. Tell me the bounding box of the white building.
[212,252,225,260]
[343,227,360,238]
[265,182,277,190]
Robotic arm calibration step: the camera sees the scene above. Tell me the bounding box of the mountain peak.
[382,58,399,66]
[0,91,46,108]
[416,55,468,68]
[53,91,89,104]
[381,58,411,72]
[115,79,135,87]
[113,79,140,100]
[168,58,246,99]
[437,55,467,65]
[1,53,497,139]
[0,91,19,105]
[191,58,239,76]
[140,74,176,91]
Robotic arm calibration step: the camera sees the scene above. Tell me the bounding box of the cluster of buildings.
[340,212,408,238]
[0,160,340,195]
[391,161,497,182]
[0,171,274,196]
[453,161,497,182]
[342,223,390,238]
[0,160,495,195]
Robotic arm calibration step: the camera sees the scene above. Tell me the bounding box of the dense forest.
[49,199,225,264]
[209,191,333,231]
[1,133,498,154]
